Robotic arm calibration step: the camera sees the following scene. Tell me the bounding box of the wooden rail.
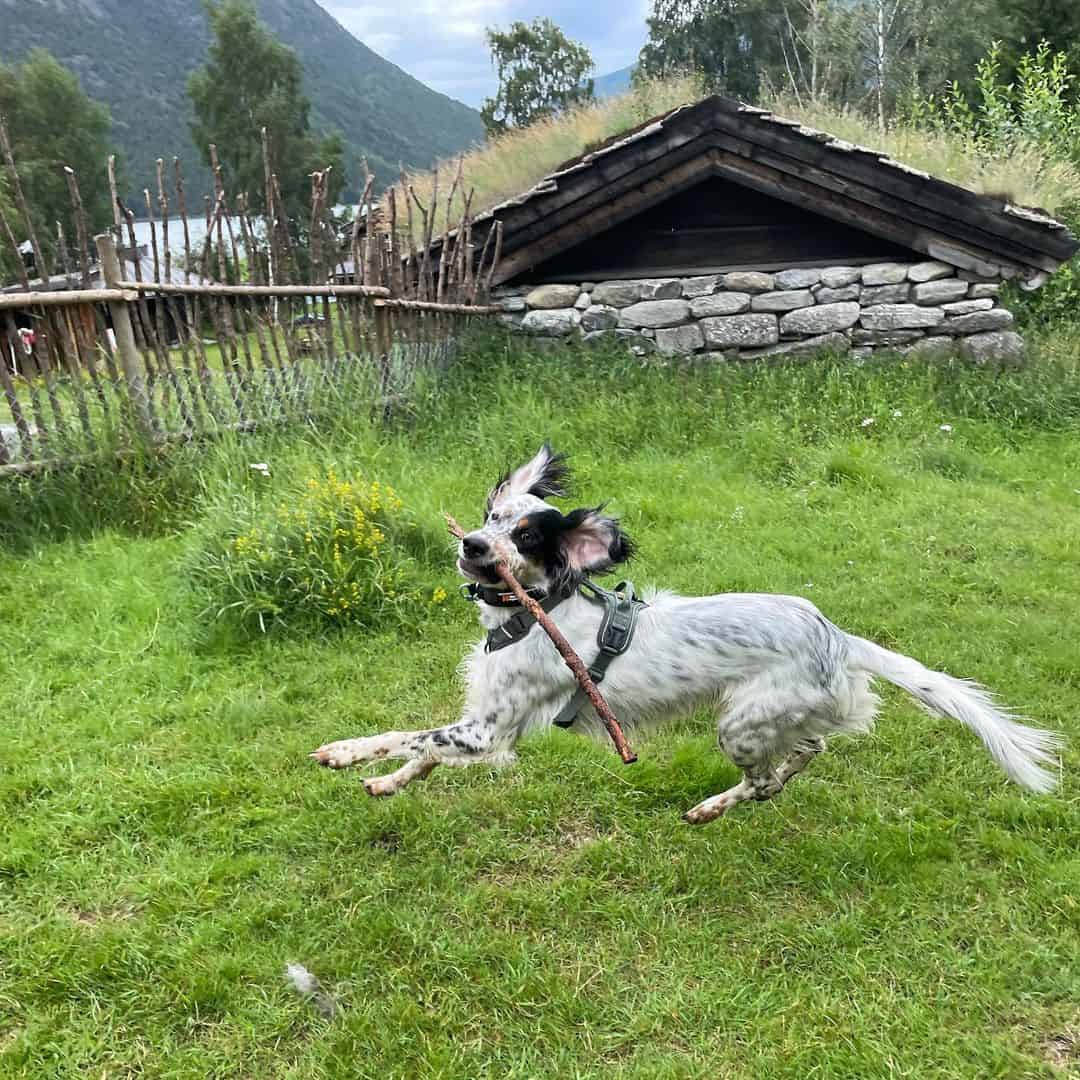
[0,288,138,309]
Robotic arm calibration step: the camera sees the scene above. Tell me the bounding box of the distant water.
[128,205,353,253]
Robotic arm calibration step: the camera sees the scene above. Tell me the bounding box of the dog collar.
[461,581,550,608]
[482,586,573,652]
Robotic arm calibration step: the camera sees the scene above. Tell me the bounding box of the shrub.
[185,466,442,636]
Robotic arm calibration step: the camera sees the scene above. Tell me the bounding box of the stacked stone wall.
[495,262,1023,363]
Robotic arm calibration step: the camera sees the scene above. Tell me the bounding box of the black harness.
[466,578,646,729]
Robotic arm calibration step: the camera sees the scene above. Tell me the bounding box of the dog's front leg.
[310,710,517,797]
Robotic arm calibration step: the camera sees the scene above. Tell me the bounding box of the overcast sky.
[321,1,650,108]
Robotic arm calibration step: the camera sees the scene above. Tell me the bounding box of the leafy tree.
[637,0,782,100]
[481,18,595,136]
[0,49,114,280]
[188,0,344,229]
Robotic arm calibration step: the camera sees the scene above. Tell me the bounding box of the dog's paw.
[310,737,388,769]
[362,775,399,798]
[683,794,738,824]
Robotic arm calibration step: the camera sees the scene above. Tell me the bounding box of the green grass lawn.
[1,343,1079,1078]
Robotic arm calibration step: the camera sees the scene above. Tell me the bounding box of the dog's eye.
[517,529,538,546]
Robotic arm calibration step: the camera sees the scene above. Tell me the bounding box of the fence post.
[94,232,154,442]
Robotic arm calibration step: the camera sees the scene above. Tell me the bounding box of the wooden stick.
[445,514,637,765]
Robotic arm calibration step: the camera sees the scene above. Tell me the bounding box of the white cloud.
[322,0,647,106]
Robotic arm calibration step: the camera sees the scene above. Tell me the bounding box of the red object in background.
[18,327,35,354]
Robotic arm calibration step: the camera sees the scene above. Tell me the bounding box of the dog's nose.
[462,534,490,560]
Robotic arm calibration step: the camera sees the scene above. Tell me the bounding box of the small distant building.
[459,95,1078,362]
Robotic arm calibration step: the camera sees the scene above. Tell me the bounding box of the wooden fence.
[0,129,500,474]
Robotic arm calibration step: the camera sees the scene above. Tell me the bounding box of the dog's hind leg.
[683,761,782,824]
[775,736,826,786]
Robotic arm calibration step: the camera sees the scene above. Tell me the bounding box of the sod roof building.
[473,95,1078,362]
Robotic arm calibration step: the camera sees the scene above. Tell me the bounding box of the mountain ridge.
[0,0,485,201]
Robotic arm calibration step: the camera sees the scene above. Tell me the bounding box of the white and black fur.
[312,445,1062,821]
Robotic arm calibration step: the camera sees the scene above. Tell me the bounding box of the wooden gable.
[526,175,913,281]
[442,96,1077,289]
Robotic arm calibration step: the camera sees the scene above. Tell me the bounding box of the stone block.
[655,323,705,355]
[580,304,619,332]
[638,278,683,300]
[525,284,581,309]
[941,298,994,316]
[722,271,773,293]
[779,302,860,335]
[907,261,953,282]
[862,262,909,286]
[742,332,850,359]
[701,313,778,348]
[959,330,1025,364]
[859,304,945,330]
[969,283,1001,299]
[521,308,581,336]
[820,266,861,288]
[941,308,1014,335]
[851,329,924,345]
[751,289,814,312]
[591,281,644,307]
[861,283,910,305]
[618,299,691,329]
[816,284,860,303]
[582,328,655,354]
[775,268,822,289]
[689,292,750,317]
[682,275,719,297]
[913,279,969,305]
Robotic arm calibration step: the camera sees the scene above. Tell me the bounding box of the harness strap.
[552,580,645,728]
[483,587,573,652]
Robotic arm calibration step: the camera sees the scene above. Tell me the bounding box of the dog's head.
[457,444,633,594]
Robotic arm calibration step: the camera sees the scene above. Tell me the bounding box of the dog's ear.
[559,506,633,576]
[487,443,571,513]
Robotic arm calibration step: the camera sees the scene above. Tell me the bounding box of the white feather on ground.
[284,963,338,1017]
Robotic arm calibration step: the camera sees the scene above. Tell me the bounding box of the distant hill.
[593,65,637,99]
[0,0,485,202]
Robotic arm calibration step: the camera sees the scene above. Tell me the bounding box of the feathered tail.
[846,636,1063,793]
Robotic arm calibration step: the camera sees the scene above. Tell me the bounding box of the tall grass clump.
[184,464,439,638]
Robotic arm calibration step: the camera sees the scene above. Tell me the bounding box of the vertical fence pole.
[95,233,154,443]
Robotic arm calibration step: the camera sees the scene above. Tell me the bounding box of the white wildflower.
[861,417,875,427]
[250,462,271,476]
[892,409,903,418]
[939,424,953,433]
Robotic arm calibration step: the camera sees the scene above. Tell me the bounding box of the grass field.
[1,341,1079,1078]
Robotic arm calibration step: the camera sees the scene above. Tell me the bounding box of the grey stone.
[582,328,655,354]
[700,350,737,362]
[959,330,1025,364]
[591,281,644,307]
[497,314,524,331]
[655,323,705,355]
[903,337,956,358]
[689,292,750,318]
[701,313,778,348]
[780,302,860,336]
[862,262,909,286]
[775,268,822,289]
[723,271,773,293]
[682,275,719,298]
[618,299,692,329]
[941,308,1014,334]
[751,289,815,312]
[861,283,910,305]
[640,328,655,338]
[497,295,526,313]
[580,304,619,332]
[521,308,581,336]
[860,304,945,330]
[852,329,924,345]
[942,298,994,316]
[959,270,1000,282]
[581,282,597,292]
[913,279,969,305]
[969,283,1001,298]
[850,346,875,361]
[820,266,861,288]
[638,278,683,300]
[816,284,860,303]
[525,284,581,309]
[574,292,591,310]
[907,261,954,282]
[743,332,850,359]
